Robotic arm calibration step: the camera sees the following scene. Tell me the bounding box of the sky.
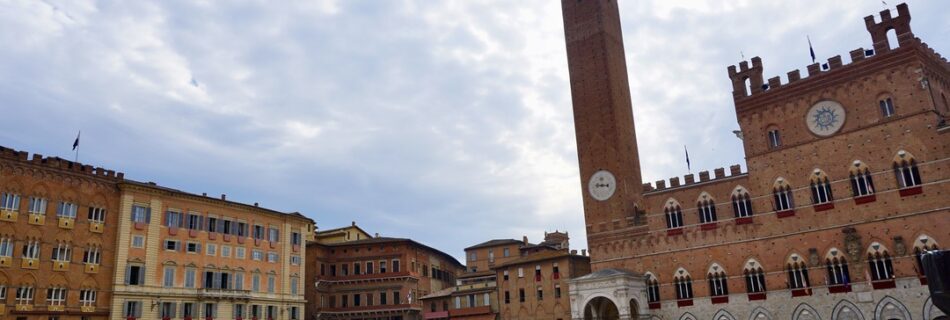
[1,0,948,262]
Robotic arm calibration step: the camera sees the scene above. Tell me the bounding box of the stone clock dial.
[806,100,846,136]
[588,170,616,201]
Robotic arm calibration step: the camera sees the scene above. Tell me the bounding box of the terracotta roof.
[120,180,313,222]
[465,239,526,250]
[420,287,455,299]
[490,250,588,269]
[315,224,372,238]
[458,270,495,279]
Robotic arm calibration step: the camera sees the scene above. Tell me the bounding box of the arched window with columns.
[809,169,833,205]
[707,263,728,297]
[913,235,939,277]
[773,178,794,213]
[673,268,693,301]
[849,161,875,198]
[664,199,684,230]
[867,243,895,282]
[731,186,754,218]
[825,248,851,291]
[697,192,717,224]
[743,259,767,295]
[893,150,922,189]
[786,254,810,293]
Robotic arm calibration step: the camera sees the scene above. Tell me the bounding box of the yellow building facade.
[110,181,314,320]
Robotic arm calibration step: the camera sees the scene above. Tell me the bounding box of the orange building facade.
[562,1,948,320]
[110,182,314,320]
[305,235,464,320]
[0,147,122,320]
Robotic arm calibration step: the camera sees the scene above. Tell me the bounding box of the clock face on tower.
[588,170,617,201]
[806,100,846,136]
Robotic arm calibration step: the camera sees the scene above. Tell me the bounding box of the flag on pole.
[808,36,816,63]
[684,145,691,172]
[72,131,81,150]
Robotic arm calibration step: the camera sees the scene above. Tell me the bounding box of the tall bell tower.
[561,0,642,245]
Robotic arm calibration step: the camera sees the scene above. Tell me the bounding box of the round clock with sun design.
[806,100,846,136]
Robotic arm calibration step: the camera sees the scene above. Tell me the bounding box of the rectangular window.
[289,306,299,320]
[235,247,246,259]
[267,252,279,263]
[21,240,40,259]
[186,242,200,253]
[267,275,275,293]
[380,261,387,273]
[366,261,374,274]
[237,222,247,237]
[354,262,361,275]
[519,288,525,302]
[163,267,176,287]
[268,227,279,242]
[380,292,387,305]
[455,296,461,309]
[291,232,301,246]
[183,303,195,318]
[0,237,12,257]
[880,98,895,117]
[291,255,301,265]
[342,264,349,276]
[46,287,66,305]
[15,286,34,305]
[130,205,150,223]
[56,202,77,218]
[488,249,494,262]
[518,267,524,278]
[87,207,106,223]
[207,216,218,233]
[123,301,141,318]
[291,278,299,295]
[0,193,20,211]
[392,260,400,273]
[503,247,510,257]
[223,219,233,235]
[131,235,144,248]
[354,293,361,307]
[207,244,217,256]
[468,294,475,307]
[51,243,70,262]
[252,274,261,292]
[82,246,101,264]
[537,286,543,300]
[504,291,510,304]
[165,211,182,228]
[469,252,476,261]
[393,291,400,305]
[221,245,231,258]
[126,265,145,285]
[79,289,96,306]
[233,304,245,319]
[484,292,490,306]
[235,273,245,290]
[503,270,509,281]
[768,129,781,149]
[253,225,264,239]
[164,240,180,251]
[203,303,217,319]
[28,197,47,214]
[555,284,562,298]
[186,213,202,230]
[160,302,177,319]
[185,268,196,288]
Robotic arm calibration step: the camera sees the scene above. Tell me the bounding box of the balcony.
[90,221,104,233]
[0,209,17,222]
[198,288,252,299]
[58,217,75,229]
[454,281,496,293]
[27,213,45,225]
[323,271,416,284]
[53,260,70,271]
[449,306,492,317]
[21,257,39,269]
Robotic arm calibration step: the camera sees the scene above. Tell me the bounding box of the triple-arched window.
[743,259,766,293]
[731,187,754,218]
[673,268,693,300]
[645,272,660,303]
[893,151,922,188]
[913,235,940,276]
[849,161,875,197]
[809,170,833,205]
[867,243,895,281]
[707,264,728,297]
[773,178,794,211]
[786,254,810,289]
[825,248,851,286]
[665,200,684,229]
[697,193,717,224]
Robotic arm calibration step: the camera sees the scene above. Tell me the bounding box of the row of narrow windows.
[766,97,898,150]
[664,154,923,230]
[645,239,938,303]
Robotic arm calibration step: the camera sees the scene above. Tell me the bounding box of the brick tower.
[561,0,643,258]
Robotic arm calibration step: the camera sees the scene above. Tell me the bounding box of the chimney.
[220,194,226,200]
[202,192,207,197]
[581,249,587,256]
[570,250,578,255]
[374,233,379,238]
[254,202,259,207]
[351,221,356,226]
[522,236,528,245]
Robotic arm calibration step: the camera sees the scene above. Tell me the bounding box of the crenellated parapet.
[0,145,124,181]
[723,3,950,108]
[642,164,745,193]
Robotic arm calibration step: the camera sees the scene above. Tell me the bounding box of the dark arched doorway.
[629,298,639,319]
[583,296,619,320]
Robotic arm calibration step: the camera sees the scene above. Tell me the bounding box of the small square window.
[186,242,200,253]
[131,236,144,248]
[207,244,217,256]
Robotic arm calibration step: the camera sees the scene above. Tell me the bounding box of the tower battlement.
[0,145,124,181]
[725,3,949,108]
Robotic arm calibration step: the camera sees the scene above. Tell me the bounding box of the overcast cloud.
[1,0,947,261]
